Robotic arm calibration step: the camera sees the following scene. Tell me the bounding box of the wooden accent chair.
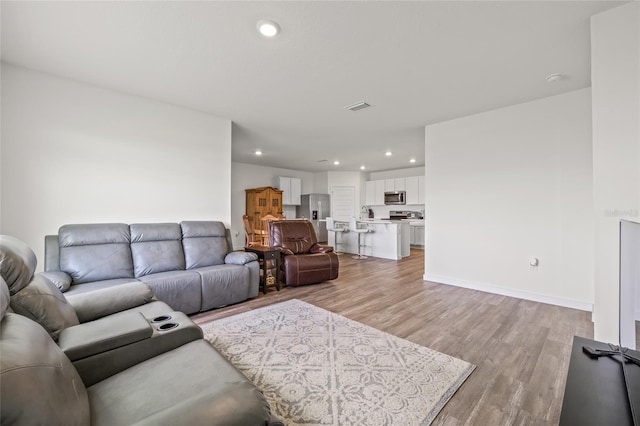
[243,215,268,247]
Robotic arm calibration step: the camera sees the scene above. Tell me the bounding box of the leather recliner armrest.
[310,244,334,254]
[58,311,152,361]
[224,251,258,265]
[38,271,72,292]
[66,281,154,323]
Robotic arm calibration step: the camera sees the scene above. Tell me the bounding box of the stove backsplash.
[366,205,424,220]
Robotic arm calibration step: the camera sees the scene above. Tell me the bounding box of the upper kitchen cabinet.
[365,181,376,206]
[275,176,301,205]
[384,179,395,192]
[405,176,425,205]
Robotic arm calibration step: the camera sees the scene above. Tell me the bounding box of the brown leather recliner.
[269,220,339,286]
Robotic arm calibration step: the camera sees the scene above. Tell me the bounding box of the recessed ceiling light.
[257,20,280,37]
[334,161,340,165]
[385,151,392,157]
[409,158,416,163]
[255,150,262,156]
[545,73,564,83]
[360,165,366,170]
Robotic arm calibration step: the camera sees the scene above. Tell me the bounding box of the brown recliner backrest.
[269,220,318,254]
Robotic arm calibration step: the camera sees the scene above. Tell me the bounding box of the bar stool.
[349,217,372,259]
[326,217,348,255]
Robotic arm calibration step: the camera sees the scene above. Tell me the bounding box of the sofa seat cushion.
[65,281,155,323]
[194,264,250,311]
[138,270,202,315]
[282,252,339,287]
[64,278,142,297]
[87,339,273,426]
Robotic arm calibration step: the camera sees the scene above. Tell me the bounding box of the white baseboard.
[423,273,593,312]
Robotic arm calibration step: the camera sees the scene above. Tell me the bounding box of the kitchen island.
[328,219,410,260]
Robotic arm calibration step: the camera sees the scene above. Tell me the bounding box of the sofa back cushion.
[0,234,38,294]
[269,220,318,254]
[59,224,134,284]
[130,223,186,278]
[10,274,79,340]
[0,312,90,425]
[181,221,228,269]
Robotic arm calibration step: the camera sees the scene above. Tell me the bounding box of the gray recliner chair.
[1,234,202,385]
[0,234,282,425]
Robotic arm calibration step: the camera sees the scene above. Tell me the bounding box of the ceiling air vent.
[345,101,372,112]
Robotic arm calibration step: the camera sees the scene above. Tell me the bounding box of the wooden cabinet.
[276,176,301,205]
[245,187,283,232]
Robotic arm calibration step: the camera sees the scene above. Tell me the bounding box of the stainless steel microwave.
[384,191,406,205]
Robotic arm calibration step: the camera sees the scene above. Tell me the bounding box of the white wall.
[369,166,425,180]
[591,2,640,342]
[313,171,329,194]
[424,88,594,310]
[231,162,314,249]
[1,64,232,267]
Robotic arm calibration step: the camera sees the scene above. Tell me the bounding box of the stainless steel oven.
[384,191,406,205]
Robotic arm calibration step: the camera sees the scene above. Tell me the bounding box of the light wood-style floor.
[192,249,593,425]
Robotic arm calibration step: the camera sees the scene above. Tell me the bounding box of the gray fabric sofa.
[0,234,282,425]
[44,221,260,314]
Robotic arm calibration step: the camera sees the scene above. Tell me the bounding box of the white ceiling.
[0,1,624,172]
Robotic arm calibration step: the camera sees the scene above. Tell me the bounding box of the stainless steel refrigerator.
[297,193,330,243]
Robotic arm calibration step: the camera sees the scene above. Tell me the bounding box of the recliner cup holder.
[151,315,172,323]
[157,322,179,332]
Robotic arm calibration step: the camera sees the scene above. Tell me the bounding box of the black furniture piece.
[560,335,640,425]
[244,245,281,294]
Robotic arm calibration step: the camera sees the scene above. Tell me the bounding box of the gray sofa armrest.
[225,251,258,265]
[38,271,72,292]
[58,312,152,361]
[66,281,154,323]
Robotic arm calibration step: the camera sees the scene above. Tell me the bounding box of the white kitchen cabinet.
[405,176,419,204]
[410,225,425,247]
[365,181,376,205]
[384,179,395,192]
[276,177,301,205]
[366,176,420,206]
[374,180,385,205]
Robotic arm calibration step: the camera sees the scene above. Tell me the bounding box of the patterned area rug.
[202,299,475,426]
